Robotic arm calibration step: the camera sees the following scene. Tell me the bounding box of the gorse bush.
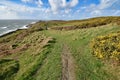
[91,31,120,61]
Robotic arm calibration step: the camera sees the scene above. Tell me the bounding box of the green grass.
[0,59,19,80]
[42,24,120,80]
[0,31,61,80]
[0,17,120,80]
[34,42,62,80]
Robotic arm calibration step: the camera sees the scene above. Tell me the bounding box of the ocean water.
[0,20,37,36]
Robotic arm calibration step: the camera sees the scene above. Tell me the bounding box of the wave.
[20,25,28,29]
[0,21,38,37]
[0,29,17,36]
[31,21,37,24]
[20,21,37,29]
[0,26,8,29]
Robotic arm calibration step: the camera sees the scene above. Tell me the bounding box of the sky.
[0,0,120,20]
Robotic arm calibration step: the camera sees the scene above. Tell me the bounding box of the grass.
[0,59,19,80]
[42,24,120,80]
[0,30,61,80]
[34,42,62,80]
[0,17,120,80]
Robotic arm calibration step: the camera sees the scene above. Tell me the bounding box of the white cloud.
[98,0,118,9]
[22,0,43,7]
[37,0,43,7]
[90,10,102,16]
[0,5,19,19]
[48,0,59,14]
[21,0,33,3]
[48,0,79,14]
[78,0,120,17]
[65,9,71,14]
[0,0,47,19]
[0,1,35,13]
[45,8,51,13]
[69,0,79,7]
[0,0,119,20]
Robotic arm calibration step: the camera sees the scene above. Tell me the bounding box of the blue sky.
[0,0,120,20]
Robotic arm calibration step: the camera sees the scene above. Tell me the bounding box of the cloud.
[0,0,119,20]
[0,0,46,19]
[48,0,79,14]
[21,0,33,3]
[90,10,101,15]
[0,5,19,19]
[98,0,118,9]
[37,0,43,7]
[79,0,120,17]
[69,0,79,7]
[45,8,51,13]
[65,9,71,14]
[21,0,43,7]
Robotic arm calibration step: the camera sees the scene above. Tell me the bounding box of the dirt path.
[62,44,76,80]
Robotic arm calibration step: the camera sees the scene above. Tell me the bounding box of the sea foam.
[0,26,7,29]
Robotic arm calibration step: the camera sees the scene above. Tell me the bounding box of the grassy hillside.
[0,17,120,80]
[27,16,120,30]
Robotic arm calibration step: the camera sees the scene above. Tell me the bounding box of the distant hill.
[28,16,120,30]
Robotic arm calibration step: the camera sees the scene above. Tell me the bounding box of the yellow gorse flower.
[90,31,120,61]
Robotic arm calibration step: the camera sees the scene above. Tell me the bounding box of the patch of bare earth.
[0,37,53,57]
[62,44,76,80]
[34,37,53,54]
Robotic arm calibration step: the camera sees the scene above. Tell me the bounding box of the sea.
[0,20,37,36]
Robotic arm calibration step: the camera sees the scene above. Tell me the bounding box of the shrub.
[90,31,120,61]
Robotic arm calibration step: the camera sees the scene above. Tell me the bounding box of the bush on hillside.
[91,31,120,62]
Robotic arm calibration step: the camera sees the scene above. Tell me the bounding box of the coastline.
[0,21,37,38]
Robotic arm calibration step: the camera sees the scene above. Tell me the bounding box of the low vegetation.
[91,31,120,63]
[0,16,120,80]
[50,16,120,30]
[0,59,19,80]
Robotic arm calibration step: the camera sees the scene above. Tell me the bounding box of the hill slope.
[0,17,120,80]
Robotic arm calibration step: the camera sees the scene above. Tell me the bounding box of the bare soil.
[62,44,76,80]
